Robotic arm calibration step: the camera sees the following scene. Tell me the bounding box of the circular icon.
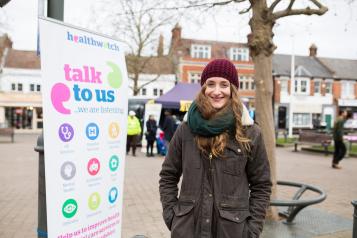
[87,158,100,176]
[60,161,76,180]
[108,187,118,204]
[88,192,101,211]
[86,123,99,140]
[109,155,119,172]
[62,198,78,218]
[58,123,74,142]
[108,122,120,139]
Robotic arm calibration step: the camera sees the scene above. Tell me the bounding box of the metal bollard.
[34,133,47,238]
[352,200,357,238]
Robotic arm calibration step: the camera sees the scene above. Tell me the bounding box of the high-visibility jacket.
[127,116,142,135]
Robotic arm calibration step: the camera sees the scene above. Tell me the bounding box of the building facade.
[273,45,357,133]
[168,24,256,113]
[0,41,43,131]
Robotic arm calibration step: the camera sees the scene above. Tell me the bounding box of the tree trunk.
[133,70,140,96]
[248,0,279,220]
[252,54,279,220]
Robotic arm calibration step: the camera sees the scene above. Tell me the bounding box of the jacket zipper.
[209,152,213,168]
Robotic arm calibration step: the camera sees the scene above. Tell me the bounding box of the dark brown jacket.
[159,120,271,238]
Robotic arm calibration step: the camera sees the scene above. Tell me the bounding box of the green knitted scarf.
[187,101,235,137]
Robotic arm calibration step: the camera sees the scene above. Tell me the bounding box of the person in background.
[146,115,158,157]
[162,110,175,151]
[127,110,141,157]
[332,110,348,169]
[172,115,181,132]
[159,59,271,237]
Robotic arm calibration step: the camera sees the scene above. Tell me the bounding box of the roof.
[4,49,40,69]
[155,83,200,109]
[273,54,332,78]
[126,55,174,75]
[318,57,357,80]
[175,38,248,59]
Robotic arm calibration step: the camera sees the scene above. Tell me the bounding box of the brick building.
[168,24,256,112]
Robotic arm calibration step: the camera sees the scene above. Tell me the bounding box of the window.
[191,44,211,59]
[341,81,354,98]
[230,48,249,61]
[239,76,254,90]
[189,72,201,84]
[293,113,311,126]
[30,84,35,92]
[293,78,309,94]
[301,81,307,93]
[153,88,158,96]
[11,83,16,91]
[314,81,321,94]
[142,88,146,96]
[36,85,41,92]
[17,83,23,91]
[280,80,288,93]
[245,81,249,90]
[159,89,163,96]
[325,82,332,94]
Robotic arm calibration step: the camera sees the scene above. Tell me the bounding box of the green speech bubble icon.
[106,61,122,89]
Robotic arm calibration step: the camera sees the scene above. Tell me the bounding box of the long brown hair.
[194,84,251,158]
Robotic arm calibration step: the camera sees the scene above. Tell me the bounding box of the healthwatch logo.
[51,62,123,114]
[67,31,120,52]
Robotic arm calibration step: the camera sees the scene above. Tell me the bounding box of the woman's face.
[204,77,231,109]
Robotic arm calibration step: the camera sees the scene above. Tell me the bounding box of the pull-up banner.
[39,17,128,238]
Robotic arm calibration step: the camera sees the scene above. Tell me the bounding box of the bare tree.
[88,0,178,95]
[167,0,328,219]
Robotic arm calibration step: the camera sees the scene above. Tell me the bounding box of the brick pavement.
[0,134,355,237]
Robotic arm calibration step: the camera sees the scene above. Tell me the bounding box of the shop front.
[0,92,42,131]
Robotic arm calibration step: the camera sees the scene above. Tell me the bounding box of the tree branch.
[269,0,282,11]
[239,4,252,14]
[273,0,328,20]
[137,74,162,91]
[287,0,295,11]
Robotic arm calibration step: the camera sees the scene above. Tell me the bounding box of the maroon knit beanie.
[200,59,239,88]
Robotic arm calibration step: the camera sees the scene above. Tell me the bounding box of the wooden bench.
[294,131,332,155]
[0,128,14,143]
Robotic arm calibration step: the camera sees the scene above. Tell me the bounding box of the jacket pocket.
[223,159,241,176]
[217,209,251,238]
[171,203,195,238]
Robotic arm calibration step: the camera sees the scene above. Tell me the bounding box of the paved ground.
[0,134,356,238]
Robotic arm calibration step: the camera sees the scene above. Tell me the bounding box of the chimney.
[169,23,181,54]
[172,23,181,41]
[157,34,164,57]
[309,43,317,57]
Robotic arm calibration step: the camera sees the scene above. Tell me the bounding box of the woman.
[146,115,158,157]
[159,59,272,238]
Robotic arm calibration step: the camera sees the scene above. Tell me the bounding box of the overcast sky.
[1,0,357,59]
